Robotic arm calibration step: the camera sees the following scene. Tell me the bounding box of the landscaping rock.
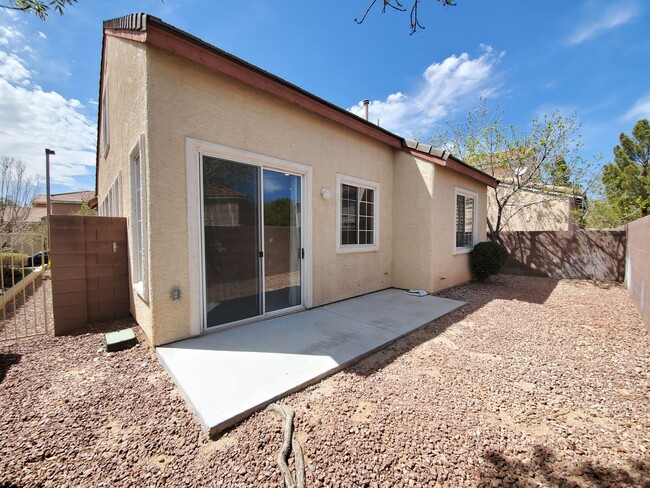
[1,276,649,486]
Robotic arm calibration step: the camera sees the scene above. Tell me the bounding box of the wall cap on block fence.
[105,328,138,352]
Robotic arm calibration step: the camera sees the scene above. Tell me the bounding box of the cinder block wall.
[500,230,626,281]
[626,215,650,333]
[50,215,130,334]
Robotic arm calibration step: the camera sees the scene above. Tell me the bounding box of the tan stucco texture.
[97,36,490,346]
[488,187,579,232]
[97,36,154,341]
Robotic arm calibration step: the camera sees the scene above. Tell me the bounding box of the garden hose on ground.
[266,403,306,488]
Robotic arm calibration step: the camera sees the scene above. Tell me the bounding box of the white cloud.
[0,24,22,44]
[624,94,650,121]
[567,1,640,45]
[0,19,96,189]
[0,50,30,83]
[348,45,505,136]
[38,31,47,40]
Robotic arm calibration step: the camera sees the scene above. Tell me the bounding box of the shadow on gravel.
[0,353,21,384]
[480,445,650,487]
[348,274,559,377]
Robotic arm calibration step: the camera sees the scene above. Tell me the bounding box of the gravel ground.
[1,275,649,487]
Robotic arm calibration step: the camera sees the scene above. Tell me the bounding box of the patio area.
[156,288,464,435]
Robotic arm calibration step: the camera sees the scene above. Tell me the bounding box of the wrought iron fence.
[1,233,50,341]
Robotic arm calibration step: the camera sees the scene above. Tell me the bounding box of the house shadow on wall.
[500,230,626,282]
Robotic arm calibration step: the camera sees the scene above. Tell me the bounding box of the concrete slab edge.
[162,299,466,437]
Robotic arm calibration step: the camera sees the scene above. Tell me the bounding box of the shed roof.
[98,13,497,189]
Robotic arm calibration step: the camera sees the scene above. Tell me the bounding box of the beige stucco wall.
[392,153,488,293]
[96,36,154,341]
[146,44,394,345]
[392,152,435,290]
[488,186,577,232]
[430,165,488,292]
[98,35,493,346]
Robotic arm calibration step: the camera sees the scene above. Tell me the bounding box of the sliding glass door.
[203,157,261,327]
[202,157,302,329]
[263,169,302,313]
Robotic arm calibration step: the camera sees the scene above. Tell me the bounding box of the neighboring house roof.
[25,191,95,223]
[32,191,95,206]
[25,205,47,223]
[98,13,498,190]
[203,184,246,199]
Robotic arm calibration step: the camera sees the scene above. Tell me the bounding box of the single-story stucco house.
[96,13,497,347]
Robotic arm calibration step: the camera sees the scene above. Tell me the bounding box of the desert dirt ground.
[1,274,649,487]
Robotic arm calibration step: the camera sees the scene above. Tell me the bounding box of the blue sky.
[0,0,648,195]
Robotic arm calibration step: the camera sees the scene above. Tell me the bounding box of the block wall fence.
[626,215,650,333]
[500,230,626,282]
[50,215,130,335]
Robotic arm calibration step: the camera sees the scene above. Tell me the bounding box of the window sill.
[336,245,379,254]
[133,281,148,303]
[453,246,474,255]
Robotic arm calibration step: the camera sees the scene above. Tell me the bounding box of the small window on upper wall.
[337,174,379,253]
[455,187,477,253]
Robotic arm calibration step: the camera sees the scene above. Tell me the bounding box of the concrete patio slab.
[156,288,464,436]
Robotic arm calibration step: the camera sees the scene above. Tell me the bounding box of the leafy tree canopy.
[0,0,76,20]
[596,119,650,225]
[430,100,593,241]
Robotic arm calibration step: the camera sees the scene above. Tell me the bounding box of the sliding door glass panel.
[203,156,261,327]
[263,169,302,312]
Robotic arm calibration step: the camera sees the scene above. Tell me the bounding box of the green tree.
[599,119,650,225]
[264,198,291,227]
[0,0,76,20]
[76,202,97,216]
[550,156,572,187]
[430,100,592,242]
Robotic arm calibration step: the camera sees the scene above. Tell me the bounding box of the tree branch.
[356,0,457,34]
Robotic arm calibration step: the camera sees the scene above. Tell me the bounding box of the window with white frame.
[455,188,477,251]
[130,135,148,298]
[99,173,121,217]
[337,175,378,252]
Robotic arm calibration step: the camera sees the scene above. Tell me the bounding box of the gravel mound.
[1,275,649,487]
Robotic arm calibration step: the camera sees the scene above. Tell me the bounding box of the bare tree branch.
[356,0,457,34]
[0,157,42,241]
[430,99,597,241]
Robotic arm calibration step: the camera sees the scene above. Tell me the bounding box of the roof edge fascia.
[402,148,498,188]
[100,14,497,189]
[103,17,402,150]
